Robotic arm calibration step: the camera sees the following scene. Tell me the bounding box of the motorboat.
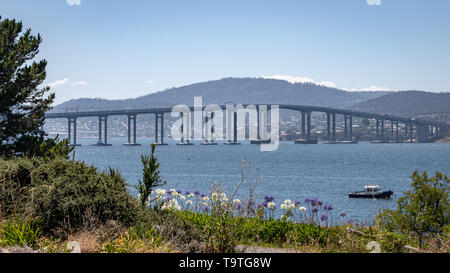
[348,184,393,199]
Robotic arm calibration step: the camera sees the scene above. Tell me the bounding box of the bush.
[377,171,449,247]
[0,157,142,236]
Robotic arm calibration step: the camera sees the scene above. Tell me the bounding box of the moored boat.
[349,184,393,199]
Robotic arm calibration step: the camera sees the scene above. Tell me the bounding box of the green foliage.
[0,16,59,158]
[377,171,449,246]
[0,157,142,235]
[0,218,40,248]
[135,144,166,208]
[101,224,165,253]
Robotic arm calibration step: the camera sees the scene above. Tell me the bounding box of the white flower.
[267,202,276,210]
[283,199,292,205]
[288,204,295,211]
[299,206,307,212]
[233,199,241,205]
[222,197,228,202]
[201,202,208,207]
[161,198,181,211]
[280,204,287,210]
[188,193,195,198]
[202,196,209,202]
[220,193,227,199]
[155,189,166,196]
[186,200,193,206]
[211,193,220,202]
[180,195,186,201]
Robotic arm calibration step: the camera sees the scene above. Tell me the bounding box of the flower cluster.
[145,188,357,226]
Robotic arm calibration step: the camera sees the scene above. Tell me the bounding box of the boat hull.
[348,190,393,199]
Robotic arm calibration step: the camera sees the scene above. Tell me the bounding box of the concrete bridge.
[44,104,450,146]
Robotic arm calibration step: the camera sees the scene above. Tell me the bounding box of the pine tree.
[136,144,166,208]
[0,16,56,157]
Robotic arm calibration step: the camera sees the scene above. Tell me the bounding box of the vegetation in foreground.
[0,150,448,253]
[0,15,448,254]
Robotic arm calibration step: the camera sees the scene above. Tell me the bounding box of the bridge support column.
[225,109,241,145]
[153,113,168,145]
[349,115,353,141]
[395,121,400,143]
[376,119,380,140]
[92,116,111,146]
[326,113,331,141]
[202,112,218,145]
[301,111,306,139]
[344,115,348,140]
[416,124,430,143]
[332,113,336,142]
[67,117,81,146]
[306,111,311,141]
[390,120,394,141]
[124,115,140,146]
[405,123,408,142]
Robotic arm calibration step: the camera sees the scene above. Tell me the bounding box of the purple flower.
[304,198,311,203]
[312,207,318,213]
[176,189,182,194]
[324,204,334,211]
[264,195,275,202]
[166,190,172,195]
[347,218,355,224]
[340,211,346,217]
[320,214,328,222]
[194,190,200,195]
[200,193,207,198]
[262,201,268,207]
[164,196,172,201]
[294,200,301,206]
[237,203,243,210]
[202,206,210,212]
[185,191,191,195]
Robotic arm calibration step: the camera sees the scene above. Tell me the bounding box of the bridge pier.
[202,112,218,145]
[154,113,168,145]
[124,115,140,146]
[67,117,81,146]
[177,112,193,145]
[225,110,241,145]
[396,121,400,143]
[295,110,317,144]
[92,116,111,146]
[324,112,338,144]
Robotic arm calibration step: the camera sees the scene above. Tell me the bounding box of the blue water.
[70,138,450,224]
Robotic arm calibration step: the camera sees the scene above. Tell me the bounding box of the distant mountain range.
[51,78,389,112]
[51,77,449,118]
[353,91,450,117]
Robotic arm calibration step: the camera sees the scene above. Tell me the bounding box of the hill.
[50,78,389,112]
[352,91,450,117]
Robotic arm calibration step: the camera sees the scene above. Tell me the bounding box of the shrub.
[0,157,142,235]
[377,171,449,247]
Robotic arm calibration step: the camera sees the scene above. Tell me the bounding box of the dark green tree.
[136,144,166,208]
[377,171,449,248]
[0,16,63,158]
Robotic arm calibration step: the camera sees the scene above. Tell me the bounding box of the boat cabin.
[364,184,381,192]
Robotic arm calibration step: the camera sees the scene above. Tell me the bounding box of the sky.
[1,0,449,105]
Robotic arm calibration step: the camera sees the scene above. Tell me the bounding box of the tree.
[377,171,449,248]
[136,144,166,208]
[0,16,59,158]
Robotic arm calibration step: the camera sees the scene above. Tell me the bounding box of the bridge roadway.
[44,104,450,146]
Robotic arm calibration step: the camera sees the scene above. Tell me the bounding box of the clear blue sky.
[1,0,449,104]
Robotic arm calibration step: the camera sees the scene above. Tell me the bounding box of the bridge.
[44,104,450,146]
